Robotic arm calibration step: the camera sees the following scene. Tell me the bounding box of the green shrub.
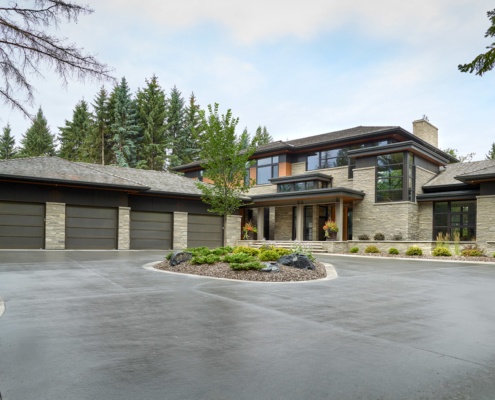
[259,250,280,262]
[388,248,399,255]
[405,246,423,256]
[212,247,231,256]
[259,244,275,251]
[392,233,403,240]
[374,233,385,241]
[230,262,264,271]
[166,252,173,260]
[274,247,292,257]
[232,246,260,256]
[349,246,359,253]
[364,245,380,254]
[191,254,221,265]
[432,247,452,257]
[223,252,255,264]
[186,247,212,257]
[290,243,316,262]
[358,234,369,240]
[461,248,484,257]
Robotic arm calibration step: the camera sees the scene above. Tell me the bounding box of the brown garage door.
[0,201,45,249]
[187,214,223,248]
[66,205,117,249]
[130,211,172,250]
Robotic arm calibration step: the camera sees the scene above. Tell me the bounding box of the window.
[277,180,328,193]
[256,156,279,184]
[375,152,415,203]
[433,201,476,241]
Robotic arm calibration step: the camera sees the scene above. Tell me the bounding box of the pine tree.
[0,124,17,160]
[18,107,56,157]
[184,92,202,162]
[135,75,167,170]
[110,77,139,167]
[253,126,273,146]
[90,87,113,165]
[166,86,187,169]
[58,100,93,161]
[486,143,495,160]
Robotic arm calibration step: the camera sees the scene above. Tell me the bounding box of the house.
[175,118,495,254]
[0,157,241,250]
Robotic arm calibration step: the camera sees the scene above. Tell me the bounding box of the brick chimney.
[412,116,438,147]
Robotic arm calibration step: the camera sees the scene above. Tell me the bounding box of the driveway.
[1,251,495,400]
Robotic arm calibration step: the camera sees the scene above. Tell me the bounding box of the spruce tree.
[135,75,167,170]
[58,99,93,161]
[0,124,17,160]
[18,107,56,157]
[253,126,273,146]
[110,77,139,167]
[90,87,113,165]
[166,86,187,169]
[184,92,203,162]
[486,143,495,160]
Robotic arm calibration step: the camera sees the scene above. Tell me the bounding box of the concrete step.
[251,241,327,253]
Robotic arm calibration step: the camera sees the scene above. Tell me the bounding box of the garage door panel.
[66,207,116,219]
[131,229,172,240]
[187,214,223,248]
[130,211,172,250]
[66,237,117,250]
[66,217,116,229]
[0,201,45,249]
[66,227,116,239]
[132,211,172,223]
[131,220,171,231]
[66,206,117,249]
[0,202,44,215]
[0,225,44,237]
[0,214,45,226]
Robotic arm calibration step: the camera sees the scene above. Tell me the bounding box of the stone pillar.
[45,202,66,250]
[476,195,495,255]
[118,207,130,250]
[257,208,265,240]
[173,212,188,249]
[296,205,304,241]
[226,215,242,248]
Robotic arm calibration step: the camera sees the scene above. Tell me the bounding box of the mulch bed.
[154,260,327,282]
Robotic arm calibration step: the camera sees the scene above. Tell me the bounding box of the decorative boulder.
[169,251,192,266]
[261,262,280,273]
[277,254,315,270]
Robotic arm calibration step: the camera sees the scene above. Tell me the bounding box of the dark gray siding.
[187,214,223,248]
[130,211,172,250]
[66,206,117,249]
[0,201,45,249]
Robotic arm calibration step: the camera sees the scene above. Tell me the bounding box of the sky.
[2,0,495,160]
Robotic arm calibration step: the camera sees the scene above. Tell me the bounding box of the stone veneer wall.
[416,166,437,194]
[225,215,242,247]
[476,195,495,255]
[275,206,293,240]
[247,184,277,196]
[118,207,130,250]
[291,162,306,175]
[45,202,66,250]
[173,212,188,249]
[417,202,433,241]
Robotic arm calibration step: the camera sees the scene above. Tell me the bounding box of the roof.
[423,160,495,188]
[0,156,204,196]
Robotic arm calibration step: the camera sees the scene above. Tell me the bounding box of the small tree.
[442,148,475,163]
[18,107,56,157]
[0,124,17,159]
[196,104,256,245]
[486,143,495,160]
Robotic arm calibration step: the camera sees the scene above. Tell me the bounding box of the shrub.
[166,252,173,260]
[212,247,231,256]
[461,248,485,257]
[364,245,380,254]
[232,246,260,256]
[405,246,423,256]
[291,243,316,262]
[392,233,403,241]
[191,254,221,265]
[230,262,264,271]
[432,247,452,257]
[186,247,212,257]
[274,247,292,257]
[374,232,385,241]
[358,234,369,240]
[388,248,399,255]
[259,250,280,262]
[223,252,255,264]
[259,244,275,251]
[349,246,359,253]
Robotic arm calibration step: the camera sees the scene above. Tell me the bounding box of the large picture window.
[375,152,415,203]
[433,201,476,241]
[256,156,279,184]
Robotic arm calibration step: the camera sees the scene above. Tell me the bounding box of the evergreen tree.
[135,75,167,170]
[18,107,56,157]
[184,92,203,162]
[239,127,251,150]
[253,126,273,146]
[0,124,17,160]
[486,143,495,160]
[166,86,187,169]
[90,87,113,165]
[58,99,93,161]
[110,77,139,167]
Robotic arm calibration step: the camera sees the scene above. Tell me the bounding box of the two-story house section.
[176,117,459,243]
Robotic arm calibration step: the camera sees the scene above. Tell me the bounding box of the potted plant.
[242,220,258,240]
[323,219,339,240]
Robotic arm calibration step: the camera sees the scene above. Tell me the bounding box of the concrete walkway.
[1,251,495,400]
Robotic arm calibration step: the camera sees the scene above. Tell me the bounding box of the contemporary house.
[176,118,495,254]
[2,117,494,253]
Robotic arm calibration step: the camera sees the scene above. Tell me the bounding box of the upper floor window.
[278,180,328,193]
[257,156,279,184]
[375,152,415,202]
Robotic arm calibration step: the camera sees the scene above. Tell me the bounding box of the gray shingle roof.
[423,160,495,187]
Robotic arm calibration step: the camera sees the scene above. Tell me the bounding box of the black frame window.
[433,201,476,241]
[375,152,415,203]
[277,180,327,193]
[256,156,279,184]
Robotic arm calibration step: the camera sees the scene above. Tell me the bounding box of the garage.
[130,211,172,250]
[0,201,45,249]
[66,205,117,249]
[187,214,223,248]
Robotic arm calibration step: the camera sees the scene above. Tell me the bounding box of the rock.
[261,262,280,272]
[169,251,192,266]
[277,253,315,270]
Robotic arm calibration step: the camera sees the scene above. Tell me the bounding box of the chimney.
[412,116,438,147]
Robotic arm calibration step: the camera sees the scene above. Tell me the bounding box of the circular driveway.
[1,251,495,400]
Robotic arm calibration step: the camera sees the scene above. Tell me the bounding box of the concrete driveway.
[1,251,495,400]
